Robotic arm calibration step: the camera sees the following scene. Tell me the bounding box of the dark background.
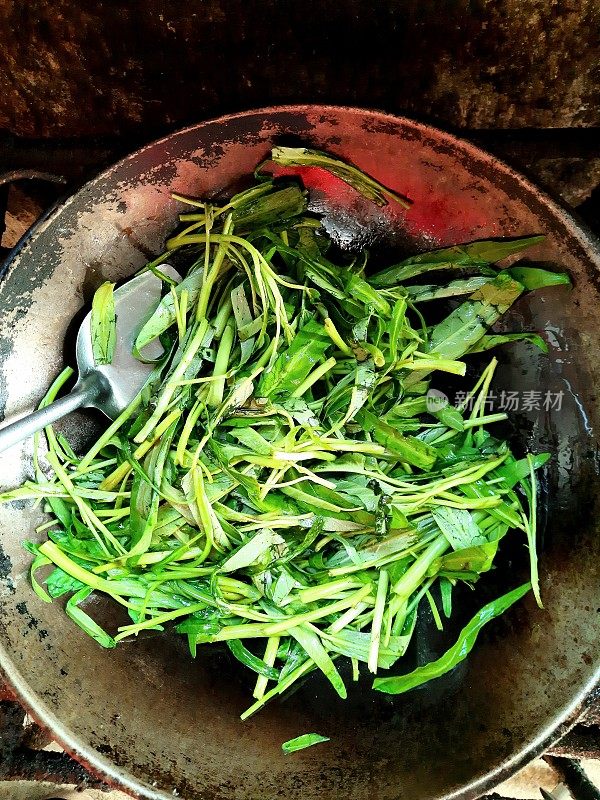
[0,0,598,137]
[0,0,599,221]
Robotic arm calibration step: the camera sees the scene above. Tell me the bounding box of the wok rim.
[0,103,598,800]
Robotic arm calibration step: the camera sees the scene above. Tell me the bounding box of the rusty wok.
[0,106,598,800]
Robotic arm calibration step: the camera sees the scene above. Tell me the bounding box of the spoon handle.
[0,377,99,453]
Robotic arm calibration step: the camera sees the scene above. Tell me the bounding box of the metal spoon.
[0,264,181,452]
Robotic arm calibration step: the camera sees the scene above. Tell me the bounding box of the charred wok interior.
[0,108,598,800]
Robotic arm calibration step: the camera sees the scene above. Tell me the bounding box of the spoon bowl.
[0,263,180,452]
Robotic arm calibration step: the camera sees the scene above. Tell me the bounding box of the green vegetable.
[370,235,545,287]
[281,733,330,754]
[265,146,411,209]
[405,276,492,302]
[372,582,531,694]
[46,567,86,598]
[469,332,548,354]
[496,452,550,489]
[233,185,308,231]
[9,147,565,722]
[136,269,203,350]
[436,540,499,575]
[522,454,543,607]
[226,640,281,679]
[507,266,571,290]
[90,281,116,365]
[440,578,453,617]
[66,588,116,649]
[432,507,486,550]
[427,274,524,361]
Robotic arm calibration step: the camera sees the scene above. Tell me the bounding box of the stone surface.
[1,186,44,249]
[529,158,600,207]
[0,0,598,138]
[494,758,564,799]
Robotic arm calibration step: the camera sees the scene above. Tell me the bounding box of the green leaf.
[344,272,391,316]
[388,397,427,418]
[327,530,417,572]
[325,626,413,669]
[289,624,347,699]
[507,266,571,290]
[360,410,438,470]
[373,582,531,694]
[268,146,411,209]
[405,276,492,302]
[388,298,407,362]
[220,530,286,572]
[432,402,465,431]
[91,281,116,365]
[371,236,544,287]
[281,733,330,754]
[334,359,377,426]
[431,507,486,550]
[129,425,175,557]
[495,452,550,489]
[24,542,53,604]
[226,639,281,679]
[334,478,379,512]
[435,540,499,575]
[47,496,72,530]
[468,332,548,354]
[231,427,273,456]
[46,567,86,598]
[258,318,331,397]
[231,283,255,365]
[440,578,453,617]
[427,274,524,362]
[66,588,116,648]
[269,569,298,606]
[233,185,308,231]
[135,269,201,350]
[175,610,222,649]
[47,529,112,563]
[276,396,320,427]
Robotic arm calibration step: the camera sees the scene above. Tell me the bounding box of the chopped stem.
[208,318,235,407]
[291,357,337,398]
[323,318,352,356]
[253,636,280,699]
[392,535,449,597]
[368,568,389,673]
[134,319,209,444]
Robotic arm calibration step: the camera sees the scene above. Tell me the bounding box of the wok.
[0,106,598,800]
